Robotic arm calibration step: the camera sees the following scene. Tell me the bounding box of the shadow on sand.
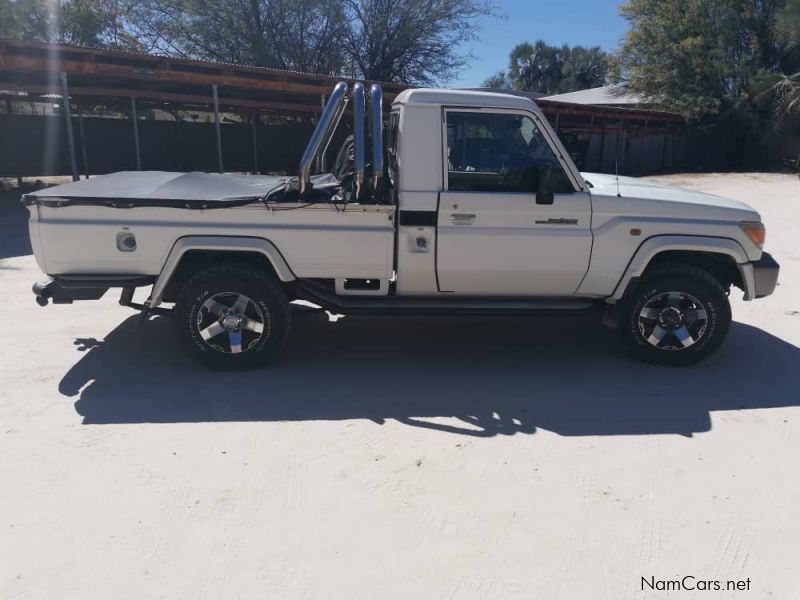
[59,312,800,437]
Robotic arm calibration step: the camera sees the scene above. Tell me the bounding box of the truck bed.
[22,171,343,209]
[25,171,395,281]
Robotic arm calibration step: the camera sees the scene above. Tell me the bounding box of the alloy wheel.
[637,291,708,351]
[195,292,268,354]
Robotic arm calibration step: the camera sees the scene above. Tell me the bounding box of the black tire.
[619,263,731,366]
[173,264,291,370]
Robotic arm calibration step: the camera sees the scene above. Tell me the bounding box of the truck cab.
[25,83,779,369]
[390,88,592,298]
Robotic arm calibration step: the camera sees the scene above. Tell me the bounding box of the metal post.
[130,97,141,170]
[212,84,223,173]
[599,122,608,173]
[660,124,670,172]
[175,114,182,171]
[317,93,326,173]
[7,100,22,186]
[59,72,79,182]
[251,115,259,174]
[77,103,90,179]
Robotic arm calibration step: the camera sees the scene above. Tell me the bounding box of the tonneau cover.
[22,171,340,209]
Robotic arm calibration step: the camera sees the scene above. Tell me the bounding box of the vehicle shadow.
[60,313,800,437]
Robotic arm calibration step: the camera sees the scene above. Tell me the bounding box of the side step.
[295,281,596,316]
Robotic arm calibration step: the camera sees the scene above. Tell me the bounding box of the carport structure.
[0,39,686,179]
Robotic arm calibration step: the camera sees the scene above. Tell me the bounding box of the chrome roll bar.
[298,81,349,195]
[368,84,384,191]
[352,82,366,199]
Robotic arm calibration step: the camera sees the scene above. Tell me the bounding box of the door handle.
[451,213,476,224]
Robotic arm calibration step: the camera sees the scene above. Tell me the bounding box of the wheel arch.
[150,236,296,307]
[609,235,752,303]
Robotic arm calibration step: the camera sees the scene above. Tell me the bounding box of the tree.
[508,41,562,94]
[340,0,495,84]
[1,0,495,84]
[0,0,51,41]
[129,0,347,74]
[131,0,496,83]
[481,70,511,89]
[613,0,789,120]
[773,0,800,120]
[504,40,608,94]
[0,0,139,50]
[559,45,609,93]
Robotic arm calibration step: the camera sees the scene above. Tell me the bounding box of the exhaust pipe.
[368,84,384,192]
[352,83,366,199]
[299,81,349,195]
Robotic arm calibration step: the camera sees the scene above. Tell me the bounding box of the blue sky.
[451,0,628,87]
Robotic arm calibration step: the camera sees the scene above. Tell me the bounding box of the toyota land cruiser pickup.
[24,83,780,369]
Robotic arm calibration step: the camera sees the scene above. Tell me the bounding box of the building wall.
[0,111,749,179]
[559,128,735,176]
[0,113,352,177]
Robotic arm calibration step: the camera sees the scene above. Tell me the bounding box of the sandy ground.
[0,172,798,599]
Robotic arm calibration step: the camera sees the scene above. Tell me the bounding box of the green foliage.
[780,0,800,36]
[501,40,608,94]
[560,45,610,93]
[0,0,495,84]
[0,0,51,41]
[341,0,495,84]
[127,0,347,74]
[0,0,138,49]
[481,70,511,89]
[614,0,789,121]
[774,0,800,119]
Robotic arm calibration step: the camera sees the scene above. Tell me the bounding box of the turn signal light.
[739,222,765,249]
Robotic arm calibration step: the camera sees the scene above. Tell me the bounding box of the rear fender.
[149,236,295,308]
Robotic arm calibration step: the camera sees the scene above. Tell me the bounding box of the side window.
[446,111,574,194]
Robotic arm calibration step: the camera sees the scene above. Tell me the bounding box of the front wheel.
[173,264,291,370]
[619,264,731,366]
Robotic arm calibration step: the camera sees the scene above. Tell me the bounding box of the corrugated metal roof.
[541,86,645,106]
[0,39,405,89]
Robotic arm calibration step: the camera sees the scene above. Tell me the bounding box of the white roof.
[393,88,540,112]
[541,85,645,106]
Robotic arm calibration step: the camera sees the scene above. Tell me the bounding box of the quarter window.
[446,111,574,194]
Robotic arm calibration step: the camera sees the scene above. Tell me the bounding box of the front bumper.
[751,252,779,298]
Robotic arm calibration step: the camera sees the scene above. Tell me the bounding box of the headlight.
[739,221,765,249]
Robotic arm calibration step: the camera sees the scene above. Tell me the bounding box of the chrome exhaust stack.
[368,84,384,192]
[297,81,380,198]
[298,81,349,195]
[352,83,366,199]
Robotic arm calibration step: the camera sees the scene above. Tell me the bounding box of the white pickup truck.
[25,83,779,369]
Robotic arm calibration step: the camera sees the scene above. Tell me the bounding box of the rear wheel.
[619,264,731,366]
[173,264,290,370]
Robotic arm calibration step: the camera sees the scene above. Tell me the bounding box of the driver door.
[436,109,592,296]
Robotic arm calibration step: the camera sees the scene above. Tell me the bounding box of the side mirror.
[536,166,554,205]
